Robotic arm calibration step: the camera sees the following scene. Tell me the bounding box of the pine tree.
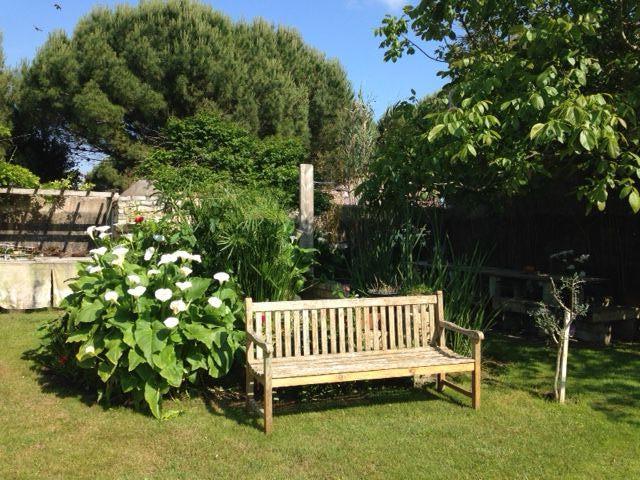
[18,0,354,178]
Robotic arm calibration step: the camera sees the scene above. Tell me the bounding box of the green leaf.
[77,299,104,324]
[105,337,125,365]
[144,381,162,419]
[153,345,177,371]
[529,123,545,139]
[160,361,183,388]
[427,124,445,142]
[184,277,212,301]
[134,319,154,363]
[119,372,140,393]
[629,190,640,213]
[579,130,594,151]
[531,94,544,110]
[183,322,216,347]
[128,347,145,371]
[466,143,477,156]
[66,324,95,343]
[97,360,116,382]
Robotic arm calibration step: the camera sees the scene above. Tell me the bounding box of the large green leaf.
[182,322,216,347]
[105,337,126,365]
[66,324,96,343]
[128,347,145,371]
[77,299,104,324]
[134,319,154,363]
[184,277,211,301]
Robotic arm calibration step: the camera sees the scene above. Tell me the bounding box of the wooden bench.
[245,291,484,433]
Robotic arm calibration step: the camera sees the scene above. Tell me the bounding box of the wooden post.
[299,163,314,249]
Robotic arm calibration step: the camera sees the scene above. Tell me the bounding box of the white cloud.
[376,0,405,10]
[346,0,406,12]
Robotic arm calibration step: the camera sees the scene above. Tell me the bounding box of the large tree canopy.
[371,0,640,212]
[18,0,353,178]
[0,35,12,159]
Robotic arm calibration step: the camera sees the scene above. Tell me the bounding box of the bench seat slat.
[248,346,472,378]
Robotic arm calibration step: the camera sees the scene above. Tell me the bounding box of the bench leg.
[472,340,481,409]
[264,380,273,434]
[436,373,445,392]
[245,367,254,412]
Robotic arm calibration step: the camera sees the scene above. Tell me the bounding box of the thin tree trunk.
[557,310,571,403]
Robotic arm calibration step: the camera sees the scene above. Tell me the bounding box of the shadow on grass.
[201,378,454,430]
[21,347,103,409]
[484,334,640,426]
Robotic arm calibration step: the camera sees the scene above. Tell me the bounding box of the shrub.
[38,221,244,418]
[0,161,40,187]
[170,183,316,301]
[144,111,306,206]
[148,173,315,301]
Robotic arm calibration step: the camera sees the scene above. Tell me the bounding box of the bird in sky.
[34,26,43,32]
[54,3,62,10]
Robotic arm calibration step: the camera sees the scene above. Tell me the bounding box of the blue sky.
[0,0,445,118]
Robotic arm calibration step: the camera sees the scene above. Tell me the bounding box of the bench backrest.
[246,293,444,361]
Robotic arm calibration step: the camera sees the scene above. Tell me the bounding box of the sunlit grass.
[1,311,638,479]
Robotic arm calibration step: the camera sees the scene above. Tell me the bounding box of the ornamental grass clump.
[38,222,244,418]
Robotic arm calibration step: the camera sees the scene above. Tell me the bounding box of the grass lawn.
[1,311,639,479]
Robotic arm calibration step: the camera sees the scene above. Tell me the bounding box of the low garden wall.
[0,187,162,256]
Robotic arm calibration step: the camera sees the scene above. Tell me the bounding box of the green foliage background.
[371,0,640,213]
[144,111,305,206]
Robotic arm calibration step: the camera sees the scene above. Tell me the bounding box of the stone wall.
[114,195,163,225]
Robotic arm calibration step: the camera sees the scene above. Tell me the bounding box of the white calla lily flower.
[99,232,111,239]
[87,265,103,274]
[190,254,202,263]
[112,246,129,257]
[122,233,133,241]
[127,274,141,284]
[111,256,124,267]
[147,268,161,276]
[89,246,107,256]
[153,234,165,242]
[175,281,192,291]
[173,250,191,260]
[86,226,96,239]
[207,296,222,308]
[144,246,155,261]
[163,317,179,328]
[95,225,110,233]
[158,253,178,265]
[179,266,192,276]
[104,290,119,303]
[170,299,187,314]
[213,272,230,284]
[154,288,173,302]
[127,286,146,298]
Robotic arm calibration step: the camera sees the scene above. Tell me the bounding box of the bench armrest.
[247,331,273,356]
[441,321,484,342]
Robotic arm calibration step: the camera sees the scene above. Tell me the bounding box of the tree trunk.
[556,310,571,403]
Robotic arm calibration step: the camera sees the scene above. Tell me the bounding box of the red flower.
[58,355,68,365]
[134,215,144,223]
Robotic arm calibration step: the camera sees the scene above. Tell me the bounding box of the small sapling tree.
[531,252,589,403]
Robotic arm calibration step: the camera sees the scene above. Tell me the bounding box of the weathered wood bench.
[245,292,484,433]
